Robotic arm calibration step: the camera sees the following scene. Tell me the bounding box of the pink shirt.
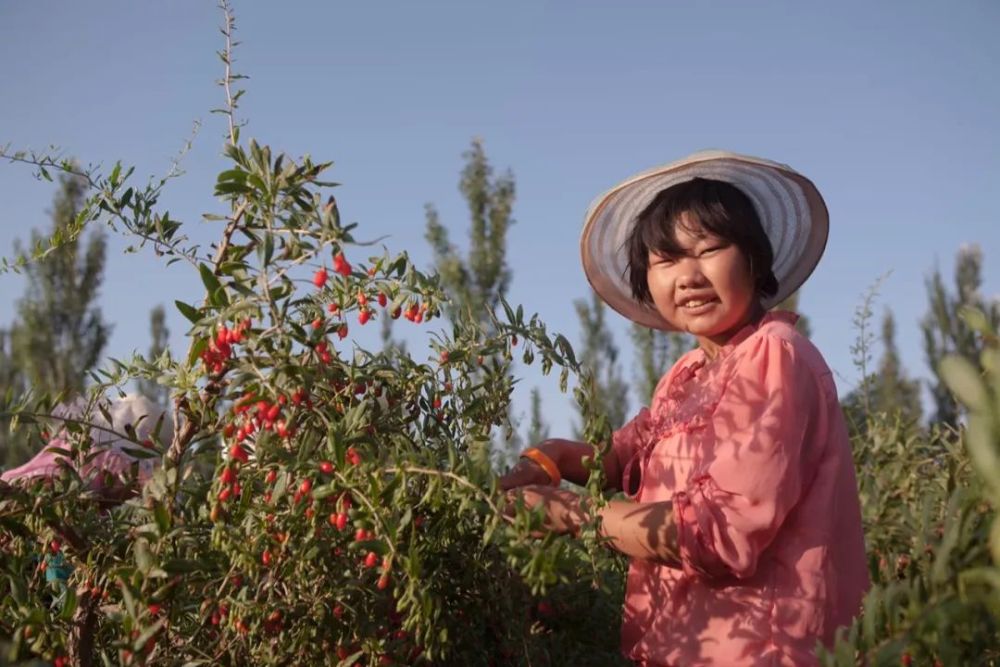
[612,311,869,666]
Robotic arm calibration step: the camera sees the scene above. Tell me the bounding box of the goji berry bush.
[0,123,633,665]
[2,8,1000,666]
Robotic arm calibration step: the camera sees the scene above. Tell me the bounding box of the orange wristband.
[520,447,561,486]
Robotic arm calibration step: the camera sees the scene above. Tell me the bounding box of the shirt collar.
[695,309,800,364]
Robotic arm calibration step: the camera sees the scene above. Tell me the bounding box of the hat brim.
[580,150,829,331]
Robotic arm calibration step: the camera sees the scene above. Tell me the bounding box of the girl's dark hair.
[625,177,778,304]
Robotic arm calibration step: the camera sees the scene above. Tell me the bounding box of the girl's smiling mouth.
[678,294,719,309]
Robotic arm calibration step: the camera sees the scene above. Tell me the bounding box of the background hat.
[580,150,829,331]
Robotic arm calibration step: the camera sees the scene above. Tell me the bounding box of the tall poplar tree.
[425,138,515,328]
[136,305,171,407]
[629,325,694,405]
[842,308,923,437]
[1,172,111,468]
[874,309,922,427]
[922,244,1000,427]
[573,293,628,438]
[524,387,549,446]
[8,173,111,397]
[424,139,532,462]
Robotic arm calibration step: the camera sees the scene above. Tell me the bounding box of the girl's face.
[646,212,764,357]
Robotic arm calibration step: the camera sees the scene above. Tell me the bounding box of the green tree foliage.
[0,329,29,469]
[425,138,528,463]
[8,173,111,398]
[136,305,171,407]
[378,306,407,358]
[774,289,812,338]
[424,138,515,329]
[4,10,1000,663]
[922,244,1000,428]
[1,173,111,470]
[821,305,1000,666]
[873,310,923,427]
[843,308,924,438]
[0,329,25,401]
[0,128,626,666]
[628,324,693,406]
[524,387,550,446]
[573,293,628,437]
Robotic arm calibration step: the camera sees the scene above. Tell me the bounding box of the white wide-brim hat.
[580,150,829,331]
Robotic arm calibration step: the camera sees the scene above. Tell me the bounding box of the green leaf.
[60,586,78,621]
[214,181,250,196]
[338,652,364,667]
[262,232,274,267]
[153,503,171,535]
[187,337,208,367]
[991,515,1000,567]
[120,446,160,460]
[8,575,26,606]
[939,355,987,411]
[966,414,1000,496]
[199,263,227,307]
[398,508,413,534]
[175,300,201,324]
[272,470,290,505]
[119,577,137,619]
[313,483,338,500]
[135,539,153,573]
[162,559,203,574]
[132,618,167,653]
[959,305,992,335]
[216,168,247,184]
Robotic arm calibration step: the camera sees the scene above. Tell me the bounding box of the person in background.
[1,394,171,584]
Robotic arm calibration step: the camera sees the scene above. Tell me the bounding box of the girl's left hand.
[504,485,587,536]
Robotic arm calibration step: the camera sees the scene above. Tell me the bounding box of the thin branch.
[384,465,501,517]
[0,410,138,445]
[0,148,95,183]
[218,0,239,148]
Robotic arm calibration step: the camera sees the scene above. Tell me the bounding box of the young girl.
[501,151,870,666]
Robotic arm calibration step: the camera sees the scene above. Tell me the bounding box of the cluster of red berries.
[315,339,334,364]
[312,251,354,290]
[200,318,251,375]
[217,465,240,503]
[209,602,229,627]
[328,491,353,532]
[398,301,425,323]
[333,251,352,276]
[313,249,438,338]
[219,390,310,487]
[263,609,284,635]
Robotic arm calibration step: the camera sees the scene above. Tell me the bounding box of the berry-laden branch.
[0,5,634,665]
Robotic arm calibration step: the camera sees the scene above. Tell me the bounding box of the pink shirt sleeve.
[672,333,826,580]
[611,407,652,495]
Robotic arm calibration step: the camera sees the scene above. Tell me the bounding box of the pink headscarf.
[1,394,171,492]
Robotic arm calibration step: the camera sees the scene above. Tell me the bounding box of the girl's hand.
[498,457,553,491]
[504,485,587,536]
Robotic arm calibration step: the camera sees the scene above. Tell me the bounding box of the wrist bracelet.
[520,447,561,487]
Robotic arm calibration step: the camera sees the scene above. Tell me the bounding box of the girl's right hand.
[498,457,554,491]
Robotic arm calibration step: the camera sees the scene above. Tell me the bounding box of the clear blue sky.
[1,1,998,435]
